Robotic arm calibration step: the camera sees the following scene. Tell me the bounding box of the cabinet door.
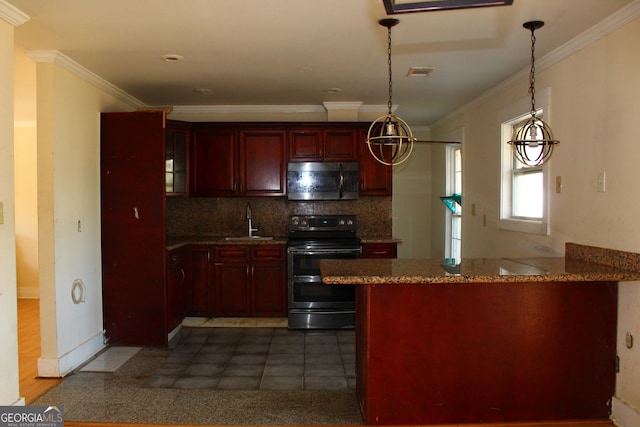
[324,128,359,161]
[289,128,323,161]
[101,111,167,347]
[167,249,187,330]
[188,247,214,316]
[191,128,238,196]
[362,242,397,259]
[214,246,251,316]
[250,246,287,317]
[240,129,287,196]
[215,263,251,316]
[358,128,393,196]
[165,120,190,196]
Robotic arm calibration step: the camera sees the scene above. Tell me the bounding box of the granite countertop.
[168,235,400,250]
[360,236,403,244]
[167,236,288,250]
[320,243,640,285]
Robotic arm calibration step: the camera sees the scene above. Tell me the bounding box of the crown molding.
[431,0,640,130]
[0,0,29,26]
[322,101,363,111]
[25,49,145,109]
[172,104,327,115]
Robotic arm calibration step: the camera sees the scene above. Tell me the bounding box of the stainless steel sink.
[224,236,274,241]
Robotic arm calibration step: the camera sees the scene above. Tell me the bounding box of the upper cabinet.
[358,128,393,196]
[189,122,391,197]
[165,120,190,196]
[289,127,359,162]
[191,127,238,196]
[191,126,287,197]
[239,129,287,196]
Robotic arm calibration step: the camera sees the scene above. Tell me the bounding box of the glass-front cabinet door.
[165,121,190,195]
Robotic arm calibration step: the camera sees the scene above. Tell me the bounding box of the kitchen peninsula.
[320,243,640,425]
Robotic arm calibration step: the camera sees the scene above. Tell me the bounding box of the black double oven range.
[286,215,361,329]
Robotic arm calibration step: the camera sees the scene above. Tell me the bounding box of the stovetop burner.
[287,214,359,248]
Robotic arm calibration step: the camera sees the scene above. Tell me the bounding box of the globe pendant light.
[508,21,559,167]
[366,18,416,166]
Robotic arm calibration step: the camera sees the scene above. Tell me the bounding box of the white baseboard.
[612,396,640,427]
[17,287,39,299]
[37,331,105,377]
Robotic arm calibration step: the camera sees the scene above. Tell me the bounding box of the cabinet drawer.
[251,245,286,260]
[362,243,397,259]
[214,246,249,261]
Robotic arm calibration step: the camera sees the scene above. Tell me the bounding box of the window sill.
[498,218,548,235]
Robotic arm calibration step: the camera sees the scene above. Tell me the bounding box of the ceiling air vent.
[407,66,435,77]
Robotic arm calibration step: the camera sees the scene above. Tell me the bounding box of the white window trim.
[499,88,551,236]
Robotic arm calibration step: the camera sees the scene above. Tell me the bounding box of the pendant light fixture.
[366,18,416,166]
[508,21,559,167]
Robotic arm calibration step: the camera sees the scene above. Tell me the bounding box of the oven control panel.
[289,215,357,232]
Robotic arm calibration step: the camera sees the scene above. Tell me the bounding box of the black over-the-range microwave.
[286,162,359,200]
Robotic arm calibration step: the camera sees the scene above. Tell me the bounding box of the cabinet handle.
[179,268,185,284]
[371,251,388,255]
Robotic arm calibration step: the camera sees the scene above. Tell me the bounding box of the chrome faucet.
[246,202,258,237]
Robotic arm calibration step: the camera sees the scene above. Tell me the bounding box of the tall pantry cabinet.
[101,111,172,347]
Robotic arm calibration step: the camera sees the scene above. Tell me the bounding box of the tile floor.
[143,327,356,391]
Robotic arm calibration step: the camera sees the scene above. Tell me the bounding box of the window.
[448,146,462,259]
[499,89,550,235]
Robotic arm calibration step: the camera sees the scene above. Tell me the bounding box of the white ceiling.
[7,0,636,126]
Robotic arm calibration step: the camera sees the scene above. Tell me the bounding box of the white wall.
[14,46,38,298]
[32,57,133,377]
[0,16,21,407]
[431,14,640,425]
[392,137,433,259]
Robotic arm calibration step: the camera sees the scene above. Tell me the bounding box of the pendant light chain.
[366,18,415,167]
[387,25,394,115]
[507,20,559,167]
[529,26,537,118]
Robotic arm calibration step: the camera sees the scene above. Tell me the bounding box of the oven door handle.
[287,248,361,255]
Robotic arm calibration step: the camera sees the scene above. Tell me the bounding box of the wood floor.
[18,298,613,427]
[18,298,62,403]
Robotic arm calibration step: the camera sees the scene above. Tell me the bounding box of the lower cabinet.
[167,248,187,331]
[214,246,251,316]
[188,246,214,316]
[251,246,287,316]
[362,242,398,259]
[186,244,287,318]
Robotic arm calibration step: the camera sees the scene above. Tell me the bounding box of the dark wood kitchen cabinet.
[165,120,190,196]
[101,111,169,347]
[289,127,359,162]
[362,242,397,259]
[187,246,214,316]
[239,129,287,196]
[214,246,251,316]
[190,128,237,196]
[358,128,393,196]
[250,245,287,316]
[190,126,286,197]
[213,244,287,317]
[166,248,187,331]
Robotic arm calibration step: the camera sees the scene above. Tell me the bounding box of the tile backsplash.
[166,197,392,238]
